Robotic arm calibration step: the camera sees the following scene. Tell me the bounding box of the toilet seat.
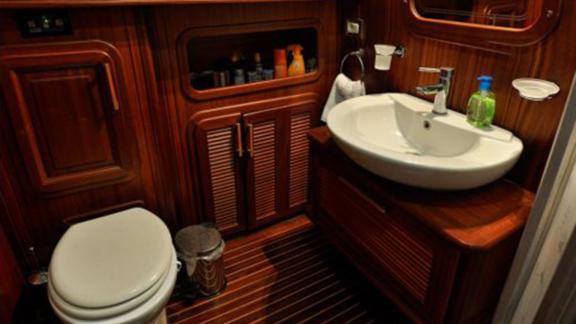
[48,255,170,320]
[48,208,177,323]
[49,249,178,324]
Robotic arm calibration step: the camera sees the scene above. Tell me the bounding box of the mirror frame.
[405,0,562,47]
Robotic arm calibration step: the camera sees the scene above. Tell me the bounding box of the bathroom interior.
[1,0,576,323]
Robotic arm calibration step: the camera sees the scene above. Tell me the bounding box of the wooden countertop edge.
[0,0,322,9]
[309,126,535,251]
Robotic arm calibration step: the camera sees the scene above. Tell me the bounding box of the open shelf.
[178,20,321,101]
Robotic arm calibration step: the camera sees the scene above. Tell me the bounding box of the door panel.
[0,41,133,194]
[288,107,313,210]
[244,108,284,227]
[195,113,245,235]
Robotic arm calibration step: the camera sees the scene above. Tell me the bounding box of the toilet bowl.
[48,208,179,324]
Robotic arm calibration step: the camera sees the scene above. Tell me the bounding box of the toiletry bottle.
[287,44,305,77]
[213,57,231,88]
[254,52,264,77]
[230,51,243,84]
[274,49,287,78]
[467,76,496,128]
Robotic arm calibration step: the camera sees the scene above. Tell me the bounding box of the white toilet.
[48,208,179,324]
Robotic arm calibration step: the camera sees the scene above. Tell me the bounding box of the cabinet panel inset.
[289,111,312,208]
[244,109,282,225]
[0,41,134,194]
[24,69,117,176]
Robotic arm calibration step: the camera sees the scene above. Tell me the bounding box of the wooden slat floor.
[167,215,410,324]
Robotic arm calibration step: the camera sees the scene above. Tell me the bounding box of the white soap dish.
[512,78,560,101]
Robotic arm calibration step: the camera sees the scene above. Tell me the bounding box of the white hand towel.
[321,73,366,122]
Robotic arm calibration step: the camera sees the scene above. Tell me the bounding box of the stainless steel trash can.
[175,224,226,297]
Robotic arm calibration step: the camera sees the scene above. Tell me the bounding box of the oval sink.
[327,93,523,190]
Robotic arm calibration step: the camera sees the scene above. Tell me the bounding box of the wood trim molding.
[0,0,322,9]
[176,19,323,101]
[404,0,562,47]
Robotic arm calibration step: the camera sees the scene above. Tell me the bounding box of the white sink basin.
[327,93,523,190]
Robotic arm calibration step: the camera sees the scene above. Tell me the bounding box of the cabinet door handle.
[246,123,254,158]
[235,123,244,158]
[103,63,120,111]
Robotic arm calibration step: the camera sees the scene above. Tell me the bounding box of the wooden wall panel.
[343,0,576,191]
[0,222,23,324]
[0,8,168,268]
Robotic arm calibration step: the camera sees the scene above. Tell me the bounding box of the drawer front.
[315,166,459,323]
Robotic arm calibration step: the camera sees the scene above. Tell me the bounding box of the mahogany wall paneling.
[0,9,164,267]
[342,0,576,191]
[0,223,23,324]
[0,41,134,194]
[243,107,284,227]
[194,113,246,235]
[178,19,321,101]
[405,0,560,47]
[0,0,328,9]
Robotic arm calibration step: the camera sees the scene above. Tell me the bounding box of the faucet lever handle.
[419,66,455,78]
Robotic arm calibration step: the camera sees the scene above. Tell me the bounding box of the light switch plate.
[347,21,360,34]
[345,18,364,40]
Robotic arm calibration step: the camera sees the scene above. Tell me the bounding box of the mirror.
[414,0,542,28]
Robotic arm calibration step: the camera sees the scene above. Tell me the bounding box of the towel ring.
[340,50,366,82]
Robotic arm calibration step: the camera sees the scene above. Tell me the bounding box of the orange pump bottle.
[287,44,305,77]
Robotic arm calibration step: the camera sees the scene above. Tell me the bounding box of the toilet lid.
[49,208,173,309]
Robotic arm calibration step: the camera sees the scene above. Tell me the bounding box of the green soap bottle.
[467,76,496,128]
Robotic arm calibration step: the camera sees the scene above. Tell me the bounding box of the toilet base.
[152,308,167,324]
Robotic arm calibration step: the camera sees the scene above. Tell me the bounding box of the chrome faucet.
[416,67,455,115]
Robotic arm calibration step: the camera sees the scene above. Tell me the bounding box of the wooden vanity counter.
[308,126,534,324]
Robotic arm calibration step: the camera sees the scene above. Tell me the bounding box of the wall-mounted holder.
[512,78,560,101]
[374,45,406,71]
[340,49,365,81]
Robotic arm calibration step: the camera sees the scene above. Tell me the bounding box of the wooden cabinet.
[308,127,534,324]
[191,95,317,236]
[0,41,134,194]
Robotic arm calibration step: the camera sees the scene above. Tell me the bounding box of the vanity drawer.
[315,166,460,323]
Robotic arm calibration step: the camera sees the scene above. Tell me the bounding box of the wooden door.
[286,103,314,212]
[0,41,134,194]
[243,107,285,227]
[194,113,246,235]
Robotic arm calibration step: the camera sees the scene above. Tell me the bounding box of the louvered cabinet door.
[287,104,314,211]
[195,113,246,235]
[243,108,284,227]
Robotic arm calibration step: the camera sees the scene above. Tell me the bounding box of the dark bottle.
[213,57,231,88]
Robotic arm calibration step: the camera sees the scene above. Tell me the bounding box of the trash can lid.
[175,224,222,257]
